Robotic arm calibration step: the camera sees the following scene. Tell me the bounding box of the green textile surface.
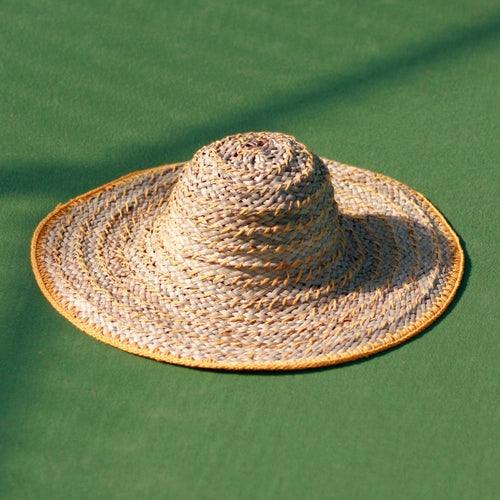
[1,0,499,498]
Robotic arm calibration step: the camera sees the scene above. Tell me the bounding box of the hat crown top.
[189,132,327,209]
[159,132,344,284]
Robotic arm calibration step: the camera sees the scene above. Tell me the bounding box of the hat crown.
[158,132,344,285]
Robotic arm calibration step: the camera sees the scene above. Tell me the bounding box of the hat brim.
[31,160,464,370]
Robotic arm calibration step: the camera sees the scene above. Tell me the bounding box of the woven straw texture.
[31,132,463,370]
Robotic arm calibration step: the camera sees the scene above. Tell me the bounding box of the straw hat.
[31,132,464,370]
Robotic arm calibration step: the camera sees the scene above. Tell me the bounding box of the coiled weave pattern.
[31,132,464,369]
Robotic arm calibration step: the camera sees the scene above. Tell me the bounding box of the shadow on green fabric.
[0,10,488,462]
[0,13,498,200]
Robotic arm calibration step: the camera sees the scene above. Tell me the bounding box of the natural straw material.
[31,132,464,370]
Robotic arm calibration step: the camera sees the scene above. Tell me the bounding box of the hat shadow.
[190,210,466,375]
[227,211,460,300]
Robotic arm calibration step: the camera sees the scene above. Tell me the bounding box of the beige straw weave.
[31,132,464,370]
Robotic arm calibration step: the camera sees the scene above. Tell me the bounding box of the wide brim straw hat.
[31,132,464,370]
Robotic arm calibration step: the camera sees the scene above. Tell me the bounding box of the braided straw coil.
[31,132,464,370]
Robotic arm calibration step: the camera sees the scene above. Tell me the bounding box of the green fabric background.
[1,1,499,498]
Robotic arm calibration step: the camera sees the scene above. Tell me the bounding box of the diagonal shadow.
[0,13,487,479]
[127,12,500,168]
[0,13,499,200]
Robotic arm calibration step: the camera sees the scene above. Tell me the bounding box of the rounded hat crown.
[158,132,345,286]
